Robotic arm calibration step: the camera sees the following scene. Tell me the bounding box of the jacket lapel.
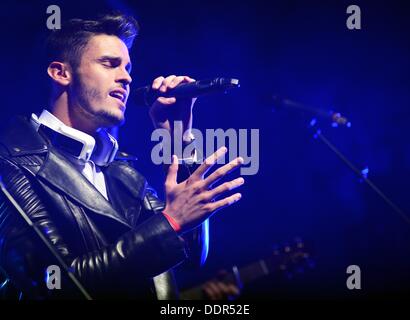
[103,161,148,228]
[37,149,132,229]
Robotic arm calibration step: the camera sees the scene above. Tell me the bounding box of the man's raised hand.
[162,147,244,233]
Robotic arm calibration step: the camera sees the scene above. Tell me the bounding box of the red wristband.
[162,212,181,232]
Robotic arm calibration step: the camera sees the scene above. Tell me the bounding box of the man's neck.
[51,93,99,136]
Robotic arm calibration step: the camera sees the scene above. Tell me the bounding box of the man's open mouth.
[109,90,126,102]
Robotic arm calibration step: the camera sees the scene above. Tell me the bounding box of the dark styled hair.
[46,12,139,70]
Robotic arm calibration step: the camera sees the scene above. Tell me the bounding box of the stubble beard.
[70,79,125,130]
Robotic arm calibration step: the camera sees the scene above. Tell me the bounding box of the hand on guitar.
[179,238,314,300]
[201,270,241,300]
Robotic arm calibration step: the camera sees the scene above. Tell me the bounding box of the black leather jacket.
[0,116,207,299]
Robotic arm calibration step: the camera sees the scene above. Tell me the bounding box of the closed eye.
[97,56,132,77]
[99,57,121,68]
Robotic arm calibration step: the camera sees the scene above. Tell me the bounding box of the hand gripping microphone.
[132,77,240,107]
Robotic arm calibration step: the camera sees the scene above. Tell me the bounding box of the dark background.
[1,0,409,299]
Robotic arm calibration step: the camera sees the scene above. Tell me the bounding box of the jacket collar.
[32,110,119,167]
[0,116,144,229]
[0,115,48,156]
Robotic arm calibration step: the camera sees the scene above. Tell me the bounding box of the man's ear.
[47,61,72,86]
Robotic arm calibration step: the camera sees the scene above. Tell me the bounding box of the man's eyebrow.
[98,55,121,62]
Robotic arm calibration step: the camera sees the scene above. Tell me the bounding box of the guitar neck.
[179,259,272,300]
[180,239,309,300]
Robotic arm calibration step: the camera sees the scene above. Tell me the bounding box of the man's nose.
[117,69,132,86]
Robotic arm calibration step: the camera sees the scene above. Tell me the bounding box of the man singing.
[0,12,244,299]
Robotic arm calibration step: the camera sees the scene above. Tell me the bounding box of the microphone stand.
[271,97,410,226]
[0,177,93,300]
[308,120,410,225]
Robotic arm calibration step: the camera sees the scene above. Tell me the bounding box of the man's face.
[69,34,132,128]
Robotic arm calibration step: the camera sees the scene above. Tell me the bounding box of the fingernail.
[221,147,228,153]
[238,177,245,185]
[237,157,244,164]
[236,193,242,201]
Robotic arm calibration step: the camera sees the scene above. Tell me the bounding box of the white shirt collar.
[31,109,118,166]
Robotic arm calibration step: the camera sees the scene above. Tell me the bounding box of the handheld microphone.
[132,77,240,107]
